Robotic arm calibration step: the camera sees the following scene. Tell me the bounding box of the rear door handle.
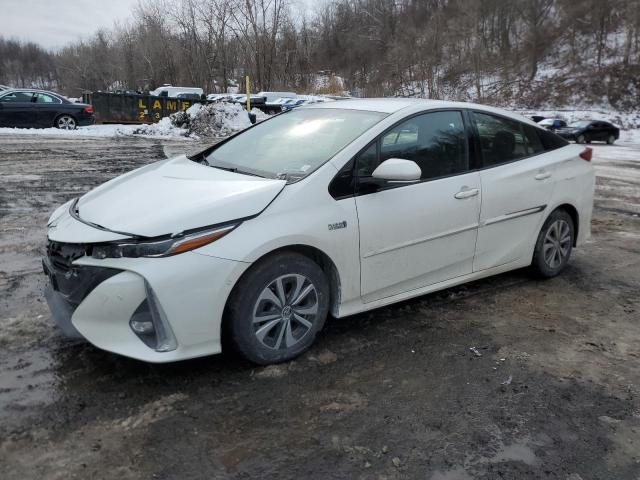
[454,187,479,199]
[535,171,552,180]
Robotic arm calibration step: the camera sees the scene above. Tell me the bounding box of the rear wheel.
[531,209,575,278]
[55,114,77,130]
[607,134,615,145]
[227,252,329,365]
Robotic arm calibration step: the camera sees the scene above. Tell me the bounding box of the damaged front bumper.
[42,242,249,363]
[43,250,120,338]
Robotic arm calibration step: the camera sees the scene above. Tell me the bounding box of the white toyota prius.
[44,99,595,364]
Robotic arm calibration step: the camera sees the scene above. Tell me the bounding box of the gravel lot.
[1,134,639,479]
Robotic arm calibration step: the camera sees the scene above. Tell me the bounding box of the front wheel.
[607,134,615,145]
[227,252,330,365]
[55,115,77,130]
[576,134,585,144]
[531,209,575,278]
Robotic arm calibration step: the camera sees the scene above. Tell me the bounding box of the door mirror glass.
[372,158,421,182]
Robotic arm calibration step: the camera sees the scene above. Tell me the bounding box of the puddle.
[490,441,538,465]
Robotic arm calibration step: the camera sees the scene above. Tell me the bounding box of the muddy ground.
[1,134,639,480]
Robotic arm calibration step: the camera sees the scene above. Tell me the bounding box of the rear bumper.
[77,114,96,126]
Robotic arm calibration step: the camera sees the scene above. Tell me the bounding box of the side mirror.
[372,158,421,183]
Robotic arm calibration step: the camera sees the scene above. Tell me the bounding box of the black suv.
[556,120,620,144]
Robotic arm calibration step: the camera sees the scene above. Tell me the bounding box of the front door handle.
[454,187,479,199]
[535,171,552,180]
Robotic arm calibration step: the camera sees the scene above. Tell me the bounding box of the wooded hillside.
[1,0,638,110]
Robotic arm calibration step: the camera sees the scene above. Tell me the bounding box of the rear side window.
[522,124,545,155]
[537,128,569,151]
[35,93,61,103]
[472,112,527,167]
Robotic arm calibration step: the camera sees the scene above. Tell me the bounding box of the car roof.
[1,88,62,95]
[304,98,539,125]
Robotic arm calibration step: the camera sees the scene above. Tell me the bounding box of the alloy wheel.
[57,116,76,130]
[252,274,318,350]
[543,219,571,269]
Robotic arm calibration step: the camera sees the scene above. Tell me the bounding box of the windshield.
[569,121,591,128]
[538,119,554,125]
[205,108,387,181]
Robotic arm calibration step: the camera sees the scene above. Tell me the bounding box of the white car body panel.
[44,98,595,362]
[76,155,286,237]
[72,252,249,362]
[356,172,481,302]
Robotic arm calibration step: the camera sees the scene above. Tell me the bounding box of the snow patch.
[0,102,253,139]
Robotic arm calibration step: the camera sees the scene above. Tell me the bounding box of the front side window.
[358,110,468,181]
[472,112,527,167]
[0,92,34,103]
[205,108,386,182]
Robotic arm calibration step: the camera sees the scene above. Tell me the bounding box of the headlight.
[91,224,237,259]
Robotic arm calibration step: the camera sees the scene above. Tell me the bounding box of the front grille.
[43,241,121,308]
[47,241,89,272]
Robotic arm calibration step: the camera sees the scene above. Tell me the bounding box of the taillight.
[83,105,94,113]
[579,147,592,162]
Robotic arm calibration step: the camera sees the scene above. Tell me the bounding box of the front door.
[355,110,481,303]
[0,91,35,127]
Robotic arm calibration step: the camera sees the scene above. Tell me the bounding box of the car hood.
[76,155,286,237]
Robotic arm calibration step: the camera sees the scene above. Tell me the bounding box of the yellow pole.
[245,76,250,112]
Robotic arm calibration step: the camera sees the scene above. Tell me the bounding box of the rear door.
[355,110,481,302]
[34,92,63,127]
[471,112,558,271]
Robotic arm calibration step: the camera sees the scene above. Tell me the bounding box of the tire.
[576,134,585,144]
[227,252,330,365]
[607,134,615,145]
[55,114,77,130]
[531,209,575,278]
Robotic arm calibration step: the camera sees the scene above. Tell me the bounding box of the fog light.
[130,320,154,334]
[128,282,178,352]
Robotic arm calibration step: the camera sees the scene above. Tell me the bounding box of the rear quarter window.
[537,128,569,151]
[522,124,545,155]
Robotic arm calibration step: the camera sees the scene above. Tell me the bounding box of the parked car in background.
[176,92,204,101]
[556,120,620,144]
[538,118,567,131]
[530,115,546,123]
[0,89,95,129]
[150,85,204,98]
[258,91,297,104]
[44,99,594,365]
[282,99,307,111]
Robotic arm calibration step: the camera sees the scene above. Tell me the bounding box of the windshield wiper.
[210,164,264,178]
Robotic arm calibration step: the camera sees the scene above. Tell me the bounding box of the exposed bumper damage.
[43,225,249,362]
[43,241,120,338]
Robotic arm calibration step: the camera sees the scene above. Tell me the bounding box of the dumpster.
[82,92,200,124]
